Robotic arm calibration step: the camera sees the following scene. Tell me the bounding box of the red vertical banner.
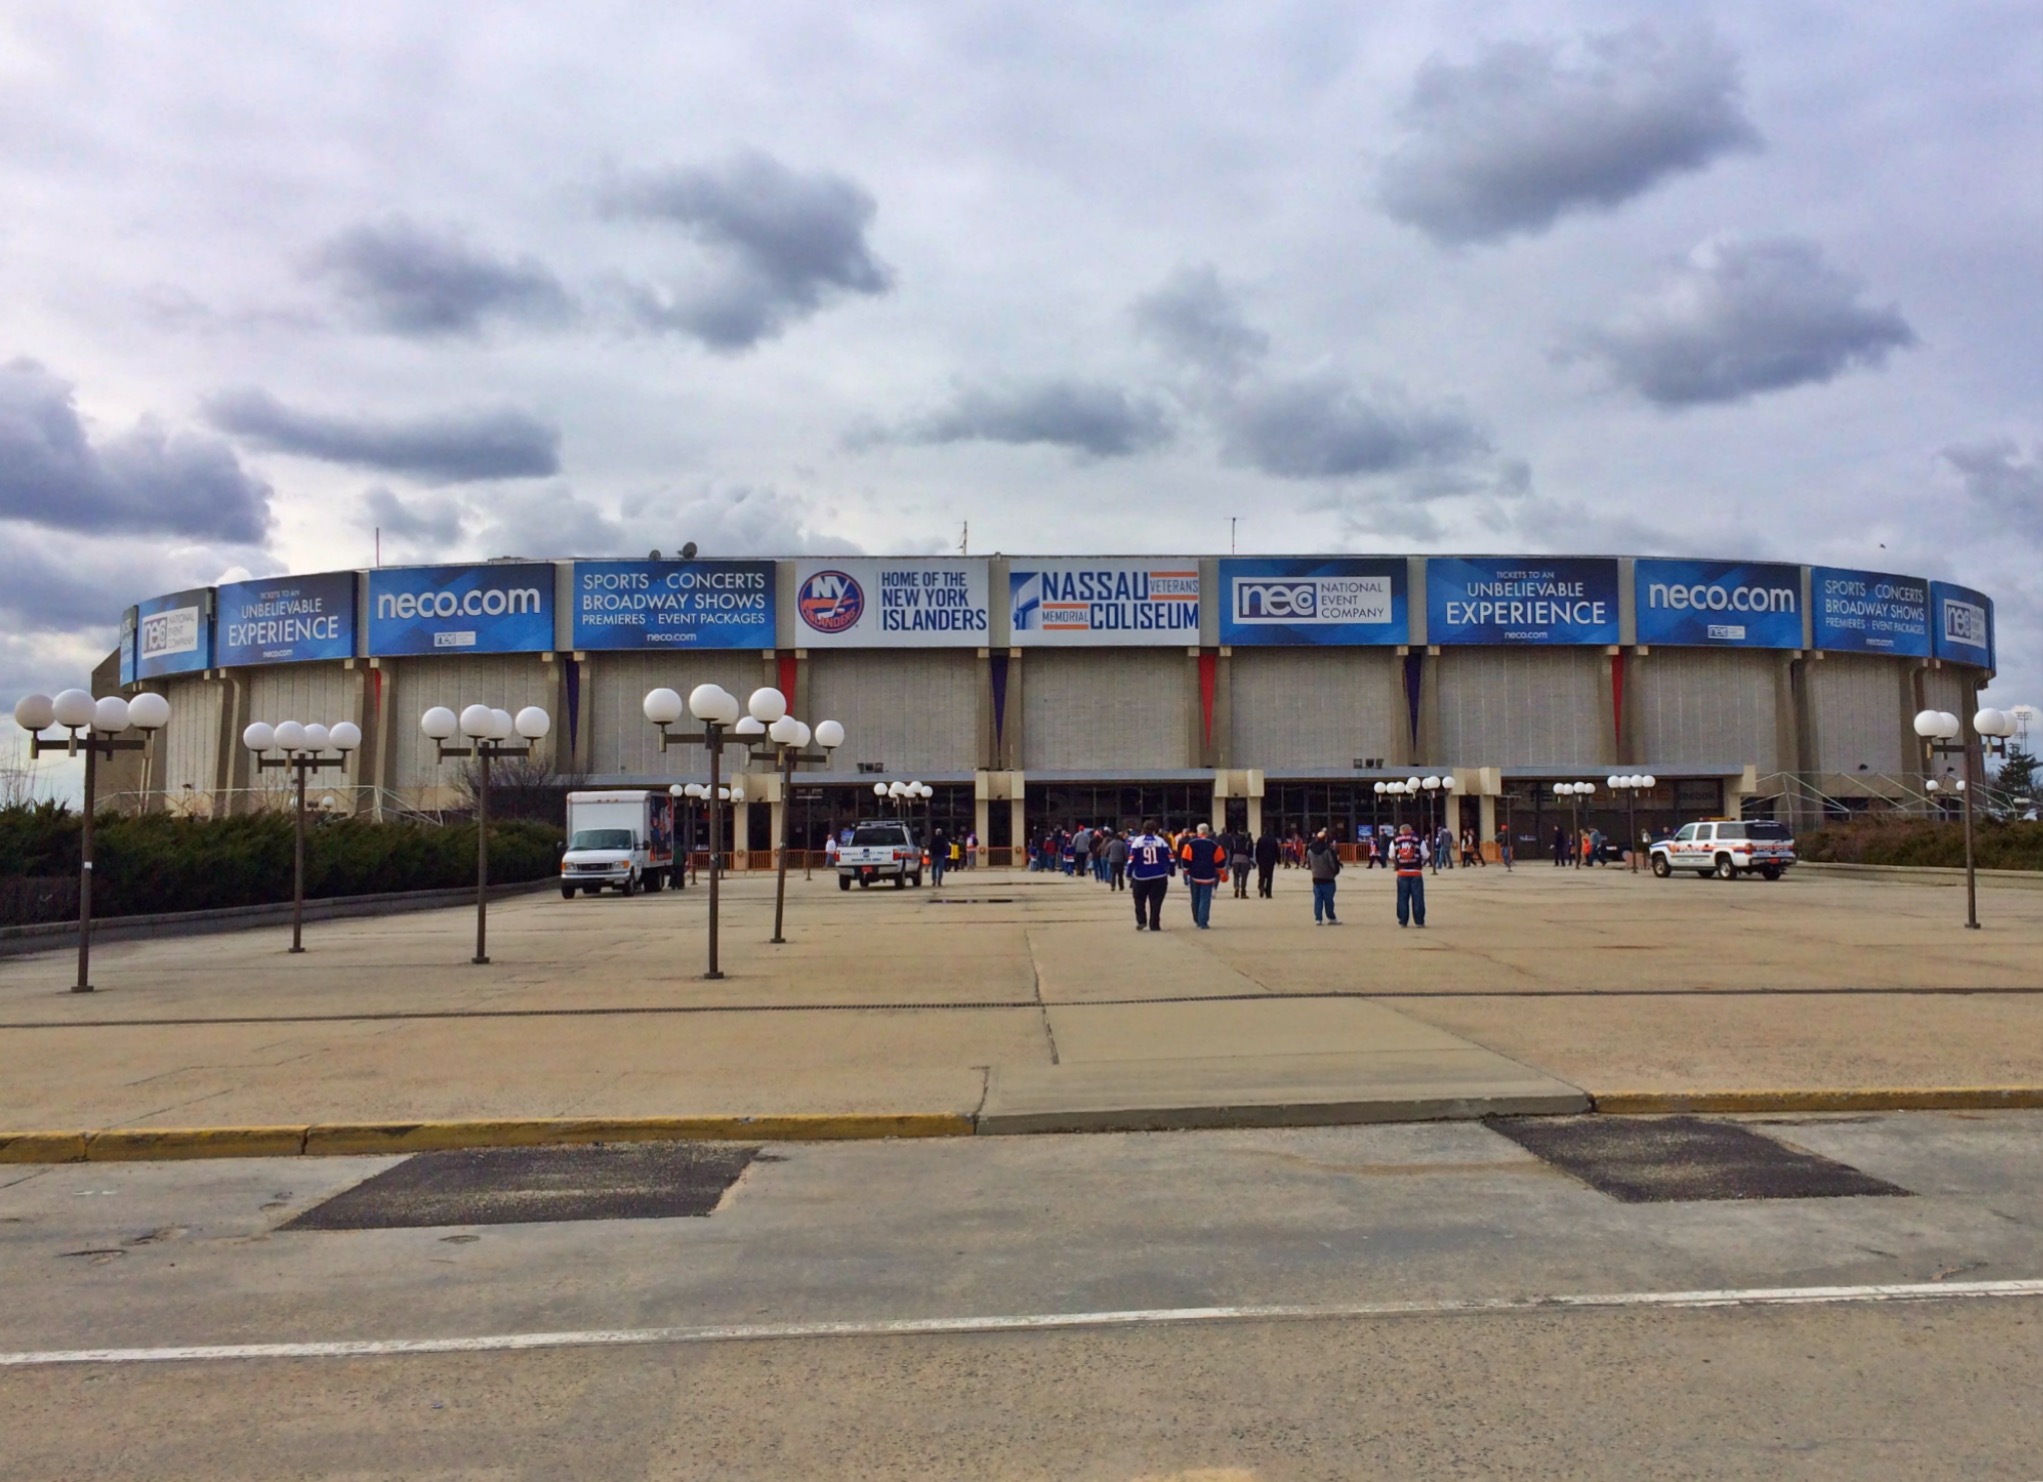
[778,652,799,710]
[1198,650,1217,747]
[1611,650,1625,755]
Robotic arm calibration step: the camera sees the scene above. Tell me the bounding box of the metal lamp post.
[645,684,750,979]
[741,696,844,945]
[12,689,172,992]
[421,702,551,965]
[1607,774,1657,872]
[1554,781,1586,864]
[244,719,361,952]
[1917,707,2018,929]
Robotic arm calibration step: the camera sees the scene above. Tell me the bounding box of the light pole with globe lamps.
[420,703,551,965]
[1606,775,1657,872]
[743,698,843,944]
[12,688,172,992]
[243,719,362,953]
[1916,708,2019,929]
[1420,776,1442,869]
[1554,781,1594,865]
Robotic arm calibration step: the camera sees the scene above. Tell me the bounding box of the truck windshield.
[568,829,634,850]
[851,824,909,847]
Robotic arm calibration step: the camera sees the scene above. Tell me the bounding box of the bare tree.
[453,751,585,826]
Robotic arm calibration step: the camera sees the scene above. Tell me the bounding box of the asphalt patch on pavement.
[282,1142,759,1230]
[928,897,1016,905]
[1487,1116,1910,1203]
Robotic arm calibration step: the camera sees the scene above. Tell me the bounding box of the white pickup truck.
[1651,818,1796,881]
[560,790,675,897]
[835,818,923,890]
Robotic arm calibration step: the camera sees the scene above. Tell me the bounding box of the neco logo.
[1235,580,1316,620]
[1646,581,1796,614]
[376,587,542,620]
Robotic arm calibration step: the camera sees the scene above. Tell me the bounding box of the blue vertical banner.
[118,607,138,687]
[1426,557,1619,645]
[214,571,358,666]
[1930,581,1994,668]
[1218,558,1407,645]
[1809,567,1930,657]
[1635,559,1803,648]
[366,563,555,656]
[570,560,775,649]
[134,588,213,679]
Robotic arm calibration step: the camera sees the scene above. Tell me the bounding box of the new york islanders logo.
[798,570,865,634]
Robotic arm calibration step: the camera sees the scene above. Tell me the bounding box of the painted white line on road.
[6,1278,2041,1368]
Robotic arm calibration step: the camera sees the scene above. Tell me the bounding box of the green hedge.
[1799,818,2043,871]
[0,804,562,919]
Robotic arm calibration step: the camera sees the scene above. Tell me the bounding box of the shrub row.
[1798,818,2043,871]
[0,804,561,920]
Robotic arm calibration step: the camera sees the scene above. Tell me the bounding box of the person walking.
[1552,825,1567,867]
[1072,824,1092,881]
[1254,827,1279,898]
[1306,828,1342,925]
[1498,825,1513,870]
[1392,823,1427,927]
[1228,827,1252,898]
[1125,819,1174,931]
[1181,822,1224,929]
[928,826,947,887]
[1104,829,1129,891]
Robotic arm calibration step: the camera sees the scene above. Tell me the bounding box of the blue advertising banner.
[1426,557,1619,645]
[572,560,775,650]
[1931,581,1995,668]
[118,607,137,687]
[215,571,357,667]
[1009,559,1199,645]
[134,588,213,679]
[1219,558,1407,646]
[1636,559,1803,648]
[1810,567,1930,657]
[366,563,553,656]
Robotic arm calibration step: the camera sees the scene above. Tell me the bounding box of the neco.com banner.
[1636,560,1803,648]
[366,564,553,656]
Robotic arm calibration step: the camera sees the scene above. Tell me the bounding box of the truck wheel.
[910,873,922,888]
[646,870,664,893]
[622,871,638,897]
[561,886,575,900]
[1715,855,1738,881]
[1759,865,1782,881]
[893,874,906,889]
[838,875,852,891]
[859,876,871,889]
[1651,855,1671,878]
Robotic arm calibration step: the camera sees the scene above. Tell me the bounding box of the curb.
[1592,1087,2043,1115]
[0,1113,974,1163]
[6,1093,2043,1163]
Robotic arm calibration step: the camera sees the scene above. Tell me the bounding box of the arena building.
[102,554,1998,860]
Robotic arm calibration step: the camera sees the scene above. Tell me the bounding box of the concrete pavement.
[2,862,2041,1151]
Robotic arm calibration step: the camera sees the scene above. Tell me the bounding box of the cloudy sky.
[2,1,2037,732]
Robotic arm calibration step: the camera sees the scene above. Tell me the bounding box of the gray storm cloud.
[884,379,1174,459]
[207,389,560,483]
[310,218,575,337]
[1217,372,1491,479]
[604,151,893,349]
[1378,25,1761,246]
[0,359,272,544]
[1131,266,1271,382]
[1942,440,2043,539]
[1569,236,1917,407]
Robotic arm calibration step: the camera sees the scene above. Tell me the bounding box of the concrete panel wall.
[584,651,763,779]
[809,649,980,775]
[1632,648,1782,771]
[1808,655,1909,776]
[385,655,560,790]
[243,662,364,804]
[1229,649,1400,772]
[160,675,222,799]
[1023,649,1194,772]
[1435,648,1607,768]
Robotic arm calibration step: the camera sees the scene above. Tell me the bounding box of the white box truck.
[561,790,675,897]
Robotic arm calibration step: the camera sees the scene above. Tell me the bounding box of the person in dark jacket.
[1125,820,1175,930]
[1254,829,1279,898]
[1180,823,1225,929]
[1227,828,1252,898]
[1306,829,1342,925]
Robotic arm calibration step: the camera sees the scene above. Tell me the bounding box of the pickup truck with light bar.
[1651,819,1795,881]
[835,819,923,890]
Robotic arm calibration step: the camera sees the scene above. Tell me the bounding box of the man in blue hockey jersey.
[1124,819,1176,932]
